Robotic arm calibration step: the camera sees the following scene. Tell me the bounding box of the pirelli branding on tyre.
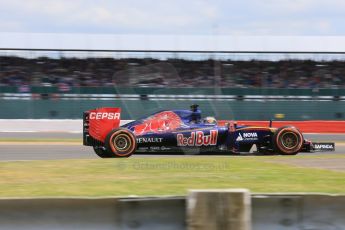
[105,128,137,158]
[273,126,304,155]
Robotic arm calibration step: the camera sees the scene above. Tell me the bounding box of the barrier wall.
[221,120,345,133]
[1,99,345,120]
[2,86,345,95]
[0,192,343,230]
[1,87,345,120]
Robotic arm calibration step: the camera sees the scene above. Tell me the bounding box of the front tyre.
[273,126,303,155]
[105,128,137,158]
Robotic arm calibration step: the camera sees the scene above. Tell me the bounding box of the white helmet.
[203,116,217,125]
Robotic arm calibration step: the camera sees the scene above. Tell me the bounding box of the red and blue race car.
[83,105,335,158]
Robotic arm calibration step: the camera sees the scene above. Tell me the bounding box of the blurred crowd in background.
[0,56,344,92]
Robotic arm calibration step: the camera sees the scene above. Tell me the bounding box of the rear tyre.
[93,146,113,158]
[273,126,303,155]
[105,128,137,158]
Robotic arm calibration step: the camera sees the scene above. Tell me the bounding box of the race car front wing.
[301,140,335,152]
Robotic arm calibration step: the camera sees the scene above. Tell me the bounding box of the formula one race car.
[83,105,335,158]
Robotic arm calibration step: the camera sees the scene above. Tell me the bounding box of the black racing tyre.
[93,146,113,158]
[273,126,303,155]
[105,128,137,158]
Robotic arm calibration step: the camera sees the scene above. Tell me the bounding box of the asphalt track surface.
[0,133,344,161]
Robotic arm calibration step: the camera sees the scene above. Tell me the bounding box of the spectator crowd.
[0,56,344,91]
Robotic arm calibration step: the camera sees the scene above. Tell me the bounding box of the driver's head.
[190,104,199,112]
[203,116,217,125]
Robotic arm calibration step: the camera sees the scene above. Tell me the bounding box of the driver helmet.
[203,116,217,125]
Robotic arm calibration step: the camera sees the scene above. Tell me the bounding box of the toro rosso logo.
[177,130,218,146]
[89,112,120,120]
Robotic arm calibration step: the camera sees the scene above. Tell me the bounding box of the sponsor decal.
[149,146,161,150]
[138,147,149,151]
[177,130,218,146]
[133,111,182,135]
[236,132,258,141]
[236,133,243,141]
[138,146,171,151]
[314,144,334,149]
[136,137,163,143]
[89,112,120,120]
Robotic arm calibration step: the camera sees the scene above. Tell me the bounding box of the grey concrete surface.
[0,132,81,139]
[0,119,132,133]
[0,145,96,161]
[0,132,343,161]
[0,197,186,230]
[0,195,343,230]
[0,142,343,161]
[1,132,344,142]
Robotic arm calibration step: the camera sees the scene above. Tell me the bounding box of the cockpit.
[171,105,217,125]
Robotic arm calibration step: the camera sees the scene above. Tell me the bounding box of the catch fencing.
[1,87,345,120]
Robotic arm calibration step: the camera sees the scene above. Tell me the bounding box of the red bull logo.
[177,130,218,146]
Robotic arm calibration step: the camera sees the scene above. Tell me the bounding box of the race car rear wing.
[83,107,121,146]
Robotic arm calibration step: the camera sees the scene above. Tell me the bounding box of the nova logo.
[236,133,243,141]
[236,132,258,141]
[243,133,257,138]
[89,112,120,120]
[177,130,218,146]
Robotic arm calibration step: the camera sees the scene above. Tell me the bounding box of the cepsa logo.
[177,130,218,146]
[89,112,120,120]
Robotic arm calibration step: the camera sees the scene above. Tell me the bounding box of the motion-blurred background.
[1,0,345,121]
[0,3,344,229]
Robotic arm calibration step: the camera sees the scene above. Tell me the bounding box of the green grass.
[0,154,344,197]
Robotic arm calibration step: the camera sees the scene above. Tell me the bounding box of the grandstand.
[1,56,345,89]
[1,33,345,120]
